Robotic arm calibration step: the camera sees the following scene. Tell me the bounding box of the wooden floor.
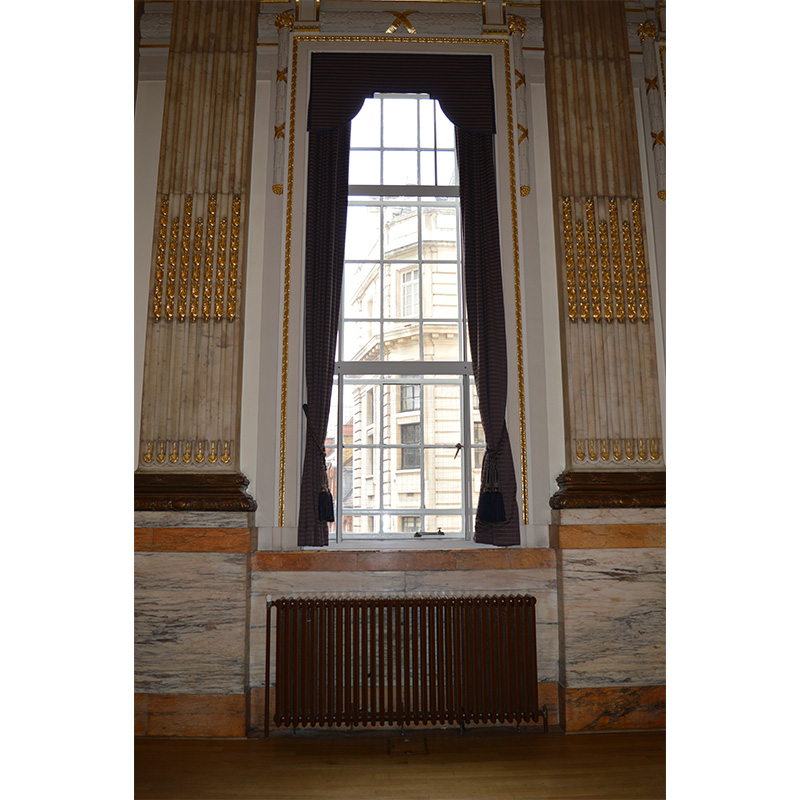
[135,727,665,799]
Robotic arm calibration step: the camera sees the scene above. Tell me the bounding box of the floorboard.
[135,728,665,799]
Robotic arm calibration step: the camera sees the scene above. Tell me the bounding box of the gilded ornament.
[599,219,613,322]
[276,68,287,82]
[658,189,666,201]
[153,195,169,322]
[645,76,659,93]
[601,440,609,461]
[631,199,650,323]
[227,196,240,322]
[274,123,285,139]
[204,195,216,321]
[215,217,227,322]
[516,124,528,144]
[625,439,635,460]
[651,130,665,149]
[638,439,647,460]
[562,198,577,322]
[515,69,526,89]
[273,184,284,194]
[576,218,589,322]
[576,439,585,461]
[520,186,530,197]
[178,195,192,322]
[169,442,178,463]
[143,442,153,464]
[613,439,622,461]
[274,10,294,30]
[638,20,657,42]
[157,442,166,464]
[195,441,205,464]
[609,200,625,322]
[588,439,597,461]
[622,220,637,323]
[182,442,192,464]
[165,218,179,322]
[650,439,660,460]
[507,14,527,37]
[586,199,601,322]
[221,441,231,464]
[191,217,203,321]
[385,11,417,35]
[208,441,218,464]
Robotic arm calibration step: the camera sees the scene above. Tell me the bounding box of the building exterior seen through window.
[325,95,485,541]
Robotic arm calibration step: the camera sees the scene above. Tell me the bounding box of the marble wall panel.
[135,552,249,694]
[553,508,665,525]
[559,548,665,687]
[134,511,253,528]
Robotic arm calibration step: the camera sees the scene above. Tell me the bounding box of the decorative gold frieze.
[573,438,662,465]
[152,195,169,322]
[599,218,613,322]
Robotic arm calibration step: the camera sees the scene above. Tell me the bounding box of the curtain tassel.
[303,403,335,522]
[477,454,505,523]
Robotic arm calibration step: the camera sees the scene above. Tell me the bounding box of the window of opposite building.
[323,94,484,542]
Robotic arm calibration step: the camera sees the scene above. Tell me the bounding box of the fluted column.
[136,0,260,511]
[271,10,293,195]
[542,0,664,508]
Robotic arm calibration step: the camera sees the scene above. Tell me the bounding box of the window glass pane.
[436,151,457,187]
[384,321,421,361]
[345,205,381,260]
[419,99,435,148]
[423,383,461,445]
[341,319,380,361]
[422,262,459,319]
[383,97,418,148]
[348,150,381,185]
[384,453,421,505]
[348,382,381,445]
[421,207,458,254]
[420,151,436,185]
[347,447,379,509]
[435,103,455,148]
[343,262,380,318]
[424,449,463,509]
[421,322,461,361]
[350,97,381,147]
[383,150,418,186]
[384,207,419,259]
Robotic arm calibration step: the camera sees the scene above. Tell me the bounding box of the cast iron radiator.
[266,595,541,732]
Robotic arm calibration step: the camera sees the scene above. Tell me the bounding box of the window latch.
[414,528,445,537]
[454,443,462,459]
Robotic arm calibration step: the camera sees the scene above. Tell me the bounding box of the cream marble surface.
[134,511,254,529]
[135,553,249,694]
[249,568,559,689]
[559,548,665,687]
[553,508,665,526]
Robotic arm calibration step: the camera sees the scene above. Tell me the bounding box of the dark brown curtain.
[298,52,520,547]
[297,126,351,546]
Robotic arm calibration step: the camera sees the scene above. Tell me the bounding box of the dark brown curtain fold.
[456,128,520,546]
[298,125,351,547]
[298,52,520,546]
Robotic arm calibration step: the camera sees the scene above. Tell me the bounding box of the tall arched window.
[299,53,519,548]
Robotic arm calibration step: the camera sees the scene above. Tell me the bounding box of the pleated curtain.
[298,52,520,547]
